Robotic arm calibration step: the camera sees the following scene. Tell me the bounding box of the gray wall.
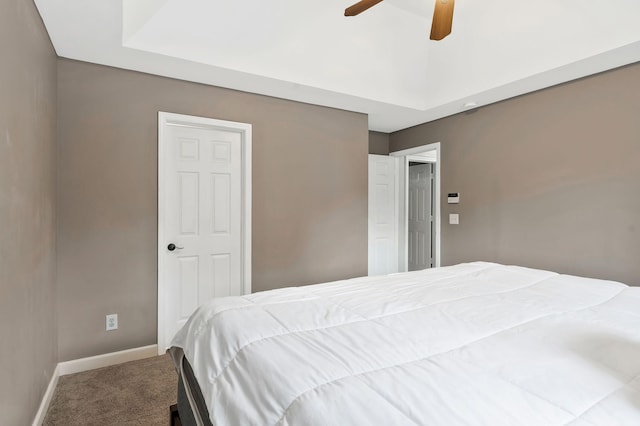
[391,63,640,286]
[0,1,58,424]
[369,131,389,155]
[56,59,369,361]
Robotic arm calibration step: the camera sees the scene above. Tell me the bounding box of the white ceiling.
[35,0,640,132]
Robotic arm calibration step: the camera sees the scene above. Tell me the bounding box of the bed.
[168,262,640,425]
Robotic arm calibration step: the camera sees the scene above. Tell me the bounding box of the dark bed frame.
[169,404,181,426]
[170,354,213,426]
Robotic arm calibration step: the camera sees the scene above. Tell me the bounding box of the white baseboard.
[58,344,158,376]
[32,344,158,426]
[32,364,60,426]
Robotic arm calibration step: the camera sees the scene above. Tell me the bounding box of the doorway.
[157,112,252,354]
[391,143,441,271]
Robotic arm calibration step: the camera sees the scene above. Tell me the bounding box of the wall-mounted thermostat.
[447,193,460,204]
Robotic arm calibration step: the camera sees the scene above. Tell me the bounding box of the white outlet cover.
[449,214,460,225]
[106,314,118,331]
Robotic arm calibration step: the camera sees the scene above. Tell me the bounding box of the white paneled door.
[158,113,251,353]
[368,155,399,276]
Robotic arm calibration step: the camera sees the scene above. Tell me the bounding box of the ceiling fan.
[344,0,455,41]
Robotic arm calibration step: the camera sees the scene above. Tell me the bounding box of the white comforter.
[171,262,640,425]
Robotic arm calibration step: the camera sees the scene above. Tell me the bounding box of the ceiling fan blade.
[430,0,455,41]
[345,0,384,17]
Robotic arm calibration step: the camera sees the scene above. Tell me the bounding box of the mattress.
[170,262,640,425]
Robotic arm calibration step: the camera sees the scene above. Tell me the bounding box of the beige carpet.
[44,354,178,425]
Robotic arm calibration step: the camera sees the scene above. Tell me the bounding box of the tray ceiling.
[35,0,640,132]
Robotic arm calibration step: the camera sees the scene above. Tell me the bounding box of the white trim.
[396,158,406,271]
[31,345,158,425]
[242,124,253,296]
[393,156,401,271]
[157,112,252,355]
[158,112,167,356]
[391,144,441,158]
[391,142,442,269]
[31,365,60,426]
[57,345,158,376]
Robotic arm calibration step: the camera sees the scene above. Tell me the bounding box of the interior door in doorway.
[408,162,433,271]
[159,115,249,351]
[368,155,399,276]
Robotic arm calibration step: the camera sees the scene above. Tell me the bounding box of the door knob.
[167,243,184,251]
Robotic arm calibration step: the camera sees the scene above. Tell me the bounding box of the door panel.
[178,172,199,234]
[178,256,199,319]
[368,155,398,276]
[162,123,243,346]
[408,163,433,271]
[211,173,231,234]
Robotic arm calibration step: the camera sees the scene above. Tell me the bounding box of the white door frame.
[157,112,252,354]
[390,142,441,271]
